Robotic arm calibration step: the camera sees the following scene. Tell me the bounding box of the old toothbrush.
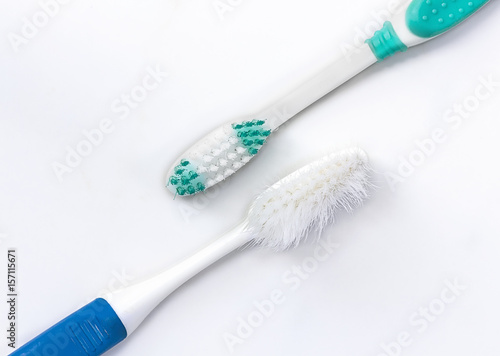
[11,148,370,356]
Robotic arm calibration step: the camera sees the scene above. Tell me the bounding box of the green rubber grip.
[406,0,489,38]
[366,21,408,61]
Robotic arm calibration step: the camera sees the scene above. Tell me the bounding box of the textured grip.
[406,0,489,38]
[9,298,127,356]
[366,21,408,61]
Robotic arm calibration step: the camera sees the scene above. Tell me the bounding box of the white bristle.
[248,147,371,251]
[203,155,213,162]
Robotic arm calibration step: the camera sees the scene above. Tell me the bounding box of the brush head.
[166,119,273,196]
[248,147,371,251]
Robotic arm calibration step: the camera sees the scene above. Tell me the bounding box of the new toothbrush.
[11,148,370,356]
[166,0,490,196]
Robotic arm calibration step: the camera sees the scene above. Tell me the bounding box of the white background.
[1,0,499,355]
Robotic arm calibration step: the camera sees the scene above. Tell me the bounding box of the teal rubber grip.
[406,0,489,38]
[9,298,127,356]
[366,21,408,61]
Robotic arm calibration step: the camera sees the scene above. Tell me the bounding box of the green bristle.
[230,119,271,158]
[168,159,207,196]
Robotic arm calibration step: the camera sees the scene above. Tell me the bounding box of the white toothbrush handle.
[260,0,490,129]
[105,221,252,335]
[259,44,377,129]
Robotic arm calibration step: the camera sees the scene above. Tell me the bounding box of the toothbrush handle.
[366,0,490,61]
[405,0,489,38]
[9,298,127,356]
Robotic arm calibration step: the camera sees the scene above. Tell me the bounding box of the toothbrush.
[11,148,370,356]
[166,0,490,196]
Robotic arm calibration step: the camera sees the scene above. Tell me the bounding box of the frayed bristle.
[248,147,371,251]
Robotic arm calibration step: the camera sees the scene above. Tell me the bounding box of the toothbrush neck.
[160,220,252,288]
[105,221,253,335]
[257,43,377,129]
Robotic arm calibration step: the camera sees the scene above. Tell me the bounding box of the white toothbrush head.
[248,147,370,251]
[166,119,273,196]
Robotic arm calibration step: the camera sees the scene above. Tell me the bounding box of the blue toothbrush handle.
[9,298,127,356]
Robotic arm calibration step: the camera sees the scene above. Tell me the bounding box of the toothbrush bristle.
[167,119,272,196]
[248,147,371,251]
